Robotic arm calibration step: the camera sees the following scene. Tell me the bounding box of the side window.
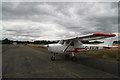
[65,40,74,46]
[70,41,74,46]
[66,40,70,44]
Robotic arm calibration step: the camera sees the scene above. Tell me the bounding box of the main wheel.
[51,56,55,61]
[71,56,77,62]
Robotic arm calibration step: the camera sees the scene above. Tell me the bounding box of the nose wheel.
[51,53,56,61]
[51,56,55,61]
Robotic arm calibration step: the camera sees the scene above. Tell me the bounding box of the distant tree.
[2,38,59,44]
[2,38,13,44]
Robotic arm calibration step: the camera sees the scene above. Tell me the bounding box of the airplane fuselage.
[47,43,104,53]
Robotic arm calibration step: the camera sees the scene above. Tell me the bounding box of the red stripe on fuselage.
[116,46,120,48]
[66,48,86,52]
[66,51,78,52]
[75,48,86,50]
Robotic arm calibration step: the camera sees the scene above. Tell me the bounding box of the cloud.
[2,2,118,41]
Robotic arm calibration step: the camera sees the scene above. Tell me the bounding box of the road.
[2,45,119,78]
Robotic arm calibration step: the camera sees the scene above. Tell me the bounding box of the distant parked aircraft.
[13,42,17,45]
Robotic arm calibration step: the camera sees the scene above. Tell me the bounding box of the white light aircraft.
[44,33,118,61]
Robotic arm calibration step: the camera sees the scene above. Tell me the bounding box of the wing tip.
[93,33,116,37]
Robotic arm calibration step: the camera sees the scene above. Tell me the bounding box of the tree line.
[1,38,120,44]
[1,38,59,44]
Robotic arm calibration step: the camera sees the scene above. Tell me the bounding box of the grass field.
[77,44,119,61]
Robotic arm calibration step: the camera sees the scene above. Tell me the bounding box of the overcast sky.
[2,2,118,41]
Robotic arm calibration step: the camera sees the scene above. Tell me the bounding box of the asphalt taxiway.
[2,45,119,78]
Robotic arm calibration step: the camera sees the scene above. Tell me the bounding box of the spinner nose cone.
[44,44,49,48]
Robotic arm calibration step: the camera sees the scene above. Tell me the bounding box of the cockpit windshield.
[59,40,74,46]
[59,40,65,45]
[59,40,64,45]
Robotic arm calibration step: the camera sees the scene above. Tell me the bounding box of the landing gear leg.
[71,52,77,62]
[51,53,55,61]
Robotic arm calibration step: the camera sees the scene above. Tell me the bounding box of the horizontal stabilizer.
[103,46,119,49]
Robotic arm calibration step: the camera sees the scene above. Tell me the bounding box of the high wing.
[63,33,116,41]
[62,33,116,52]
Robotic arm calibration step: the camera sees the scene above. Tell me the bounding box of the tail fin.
[99,38,115,46]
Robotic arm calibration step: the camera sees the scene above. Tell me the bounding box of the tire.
[51,56,55,61]
[71,56,77,62]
